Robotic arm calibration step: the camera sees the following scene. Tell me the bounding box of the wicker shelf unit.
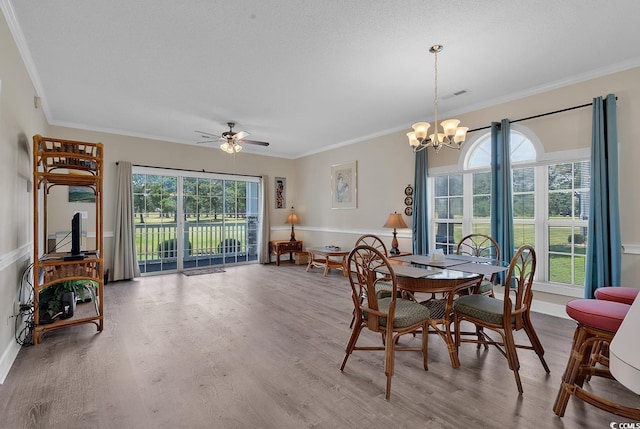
[32,135,104,344]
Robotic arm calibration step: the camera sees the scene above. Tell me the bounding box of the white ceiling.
[4,1,640,159]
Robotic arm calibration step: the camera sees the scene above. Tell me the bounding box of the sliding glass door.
[133,167,261,274]
[182,177,259,268]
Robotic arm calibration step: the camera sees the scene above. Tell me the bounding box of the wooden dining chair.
[354,234,389,256]
[341,245,431,400]
[349,235,392,327]
[456,233,500,297]
[452,245,550,394]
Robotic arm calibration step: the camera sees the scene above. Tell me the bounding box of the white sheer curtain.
[259,175,271,263]
[112,161,141,280]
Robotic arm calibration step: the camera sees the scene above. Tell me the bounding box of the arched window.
[431,127,589,295]
[466,129,537,170]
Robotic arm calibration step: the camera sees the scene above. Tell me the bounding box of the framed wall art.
[331,161,357,209]
[69,186,96,203]
[275,177,286,209]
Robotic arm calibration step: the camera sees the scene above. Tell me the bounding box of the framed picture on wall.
[69,186,96,203]
[275,177,286,209]
[331,161,357,209]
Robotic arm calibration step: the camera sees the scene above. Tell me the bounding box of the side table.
[270,240,303,266]
[306,247,351,276]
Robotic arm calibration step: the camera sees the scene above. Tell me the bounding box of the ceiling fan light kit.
[220,141,242,153]
[195,121,270,154]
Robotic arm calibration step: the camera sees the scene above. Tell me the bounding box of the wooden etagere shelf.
[32,135,104,344]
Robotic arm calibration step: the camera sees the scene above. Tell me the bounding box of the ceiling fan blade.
[195,130,220,138]
[196,140,216,144]
[240,139,270,147]
[233,131,249,140]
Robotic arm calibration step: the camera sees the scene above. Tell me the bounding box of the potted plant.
[38,280,98,324]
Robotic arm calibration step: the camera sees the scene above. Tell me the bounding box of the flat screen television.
[64,212,85,260]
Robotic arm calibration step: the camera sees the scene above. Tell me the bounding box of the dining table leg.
[412,277,482,369]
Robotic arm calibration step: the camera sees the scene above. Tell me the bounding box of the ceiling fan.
[196,122,270,154]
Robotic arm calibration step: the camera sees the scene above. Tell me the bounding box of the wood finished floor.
[1,262,638,429]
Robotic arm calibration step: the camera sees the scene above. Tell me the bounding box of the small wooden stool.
[595,286,639,305]
[553,299,640,419]
[588,287,639,376]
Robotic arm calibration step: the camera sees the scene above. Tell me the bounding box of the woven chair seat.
[420,298,448,320]
[364,297,431,328]
[477,280,494,295]
[453,294,516,325]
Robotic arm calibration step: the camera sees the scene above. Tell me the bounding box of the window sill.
[532,281,584,298]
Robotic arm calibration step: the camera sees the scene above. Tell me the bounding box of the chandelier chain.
[433,48,438,140]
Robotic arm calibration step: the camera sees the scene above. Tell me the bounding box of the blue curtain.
[413,149,430,255]
[585,94,621,298]
[490,119,514,283]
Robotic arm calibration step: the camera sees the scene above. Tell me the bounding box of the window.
[512,166,535,248]
[547,161,590,286]
[429,127,590,295]
[434,174,463,254]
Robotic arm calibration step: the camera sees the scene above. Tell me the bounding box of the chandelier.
[407,44,468,153]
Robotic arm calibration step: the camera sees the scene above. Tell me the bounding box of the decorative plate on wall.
[404,206,413,216]
[404,185,413,196]
[404,196,413,206]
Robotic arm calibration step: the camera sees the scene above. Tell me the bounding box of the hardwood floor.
[1,263,638,428]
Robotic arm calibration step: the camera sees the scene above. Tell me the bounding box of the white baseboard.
[495,289,570,320]
[530,300,570,320]
[0,339,22,384]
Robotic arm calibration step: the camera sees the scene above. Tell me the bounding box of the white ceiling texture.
[4,1,640,159]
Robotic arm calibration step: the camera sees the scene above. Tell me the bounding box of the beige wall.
[0,11,49,381]
[293,131,415,250]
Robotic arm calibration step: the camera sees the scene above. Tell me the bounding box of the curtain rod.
[115,162,262,179]
[466,97,617,134]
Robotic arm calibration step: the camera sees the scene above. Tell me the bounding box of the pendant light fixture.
[407,44,468,153]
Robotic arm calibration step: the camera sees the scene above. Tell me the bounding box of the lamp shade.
[411,122,430,142]
[383,212,408,229]
[286,213,299,225]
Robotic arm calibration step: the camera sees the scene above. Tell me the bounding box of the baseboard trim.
[530,300,570,320]
[0,339,22,384]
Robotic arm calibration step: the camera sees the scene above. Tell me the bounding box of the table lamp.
[286,207,299,241]
[383,212,408,255]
